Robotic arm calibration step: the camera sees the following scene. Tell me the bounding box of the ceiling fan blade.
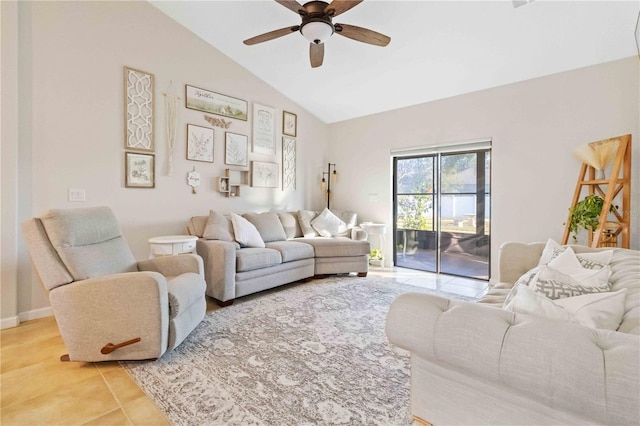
[310,43,324,68]
[275,0,304,14]
[243,26,300,45]
[325,0,363,17]
[334,23,390,47]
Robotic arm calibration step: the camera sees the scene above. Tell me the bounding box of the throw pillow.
[243,213,287,243]
[554,289,626,331]
[530,265,611,300]
[505,285,626,330]
[546,247,611,287]
[202,210,235,241]
[538,238,613,268]
[230,212,265,248]
[276,212,303,239]
[298,210,319,238]
[311,208,347,237]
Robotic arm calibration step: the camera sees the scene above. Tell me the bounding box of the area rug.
[123,276,476,425]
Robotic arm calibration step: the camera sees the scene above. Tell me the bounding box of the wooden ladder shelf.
[561,134,632,248]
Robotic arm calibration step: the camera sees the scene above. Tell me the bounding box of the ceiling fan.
[243,0,391,68]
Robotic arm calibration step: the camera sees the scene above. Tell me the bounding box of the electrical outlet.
[68,188,86,202]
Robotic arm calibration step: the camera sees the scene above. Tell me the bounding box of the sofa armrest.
[196,239,237,301]
[49,272,169,362]
[386,293,640,425]
[137,254,204,278]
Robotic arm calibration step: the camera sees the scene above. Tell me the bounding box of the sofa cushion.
[311,208,347,237]
[244,213,287,243]
[296,237,370,258]
[298,210,319,238]
[203,210,235,241]
[236,248,282,272]
[266,241,314,263]
[230,213,265,248]
[276,212,303,239]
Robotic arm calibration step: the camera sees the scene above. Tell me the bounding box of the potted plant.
[567,194,617,242]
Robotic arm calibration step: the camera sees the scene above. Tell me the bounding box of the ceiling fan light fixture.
[301,21,334,44]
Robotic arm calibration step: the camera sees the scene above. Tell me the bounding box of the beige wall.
[3,1,329,324]
[329,57,639,278]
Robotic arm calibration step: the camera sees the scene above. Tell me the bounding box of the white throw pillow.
[505,285,626,330]
[230,212,265,248]
[311,208,347,237]
[554,289,626,330]
[538,238,613,268]
[531,265,611,299]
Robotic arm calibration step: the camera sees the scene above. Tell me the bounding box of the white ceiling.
[151,0,639,124]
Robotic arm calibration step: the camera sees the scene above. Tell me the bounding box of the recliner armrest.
[137,253,204,278]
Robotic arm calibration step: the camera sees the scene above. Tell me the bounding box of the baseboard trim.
[19,306,53,323]
[0,316,20,330]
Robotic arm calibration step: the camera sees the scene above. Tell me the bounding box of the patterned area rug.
[123,276,475,425]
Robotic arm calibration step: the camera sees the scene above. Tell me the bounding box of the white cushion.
[230,212,265,248]
[311,208,347,237]
[538,238,613,268]
[505,285,626,330]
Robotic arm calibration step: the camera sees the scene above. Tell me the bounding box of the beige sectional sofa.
[386,241,639,425]
[186,209,371,306]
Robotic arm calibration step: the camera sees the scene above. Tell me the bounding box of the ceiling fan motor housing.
[300,1,335,44]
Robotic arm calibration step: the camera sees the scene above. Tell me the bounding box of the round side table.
[148,235,198,259]
[359,223,388,269]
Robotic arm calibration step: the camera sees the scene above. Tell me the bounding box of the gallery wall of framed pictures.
[122,67,297,196]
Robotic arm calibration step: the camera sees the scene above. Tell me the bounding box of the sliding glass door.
[393,149,491,280]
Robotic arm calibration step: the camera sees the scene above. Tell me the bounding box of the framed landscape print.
[225,132,248,166]
[252,103,276,155]
[251,161,278,188]
[186,124,214,163]
[185,85,248,121]
[282,137,296,190]
[283,111,297,137]
[124,66,154,151]
[125,152,155,188]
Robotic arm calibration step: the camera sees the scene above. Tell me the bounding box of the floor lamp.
[321,163,337,209]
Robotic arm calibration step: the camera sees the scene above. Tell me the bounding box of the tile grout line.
[94,363,135,426]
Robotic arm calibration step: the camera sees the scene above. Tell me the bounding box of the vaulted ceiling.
[151,1,639,124]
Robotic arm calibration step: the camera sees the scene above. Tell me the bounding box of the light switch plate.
[68,188,86,202]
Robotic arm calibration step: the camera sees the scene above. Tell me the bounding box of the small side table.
[148,235,198,259]
[359,223,388,269]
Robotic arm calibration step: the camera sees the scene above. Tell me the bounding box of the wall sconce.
[321,163,337,209]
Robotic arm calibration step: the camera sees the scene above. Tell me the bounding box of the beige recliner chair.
[22,206,207,362]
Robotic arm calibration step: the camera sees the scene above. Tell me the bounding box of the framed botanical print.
[251,161,278,188]
[186,124,214,163]
[225,132,248,166]
[283,111,297,137]
[125,152,155,188]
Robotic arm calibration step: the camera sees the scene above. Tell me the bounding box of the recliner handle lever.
[101,337,141,354]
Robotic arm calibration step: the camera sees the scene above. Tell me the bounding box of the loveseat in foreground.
[186,209,371,306]
[386,241,639,425]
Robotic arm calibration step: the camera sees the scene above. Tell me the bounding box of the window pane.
[396,195,434,231]
[396,157,434,194]
[485,152,491,193]
[439,194,476,233]
[441,153,476,193]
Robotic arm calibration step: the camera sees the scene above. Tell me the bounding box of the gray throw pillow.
[243,213,287,243]
[202,210,234,241]
[276,212,303,239]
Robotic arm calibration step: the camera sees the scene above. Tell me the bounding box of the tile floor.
[1,268,486,425]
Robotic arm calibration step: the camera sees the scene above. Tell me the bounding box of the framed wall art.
[186,124,214,163]
[282,137,296,190]
[252,103,276,155]
[124,66,154,151]
[251,161,279,188]
[185,85,248,121]
[125,152,155,188]
[225,132,248,166]
[283,111,297,137]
